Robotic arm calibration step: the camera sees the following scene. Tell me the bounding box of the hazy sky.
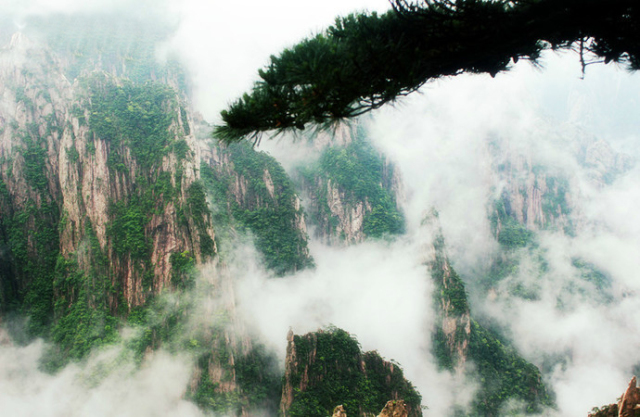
[165,0,391,120]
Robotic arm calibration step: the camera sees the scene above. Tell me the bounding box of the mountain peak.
[8,32,30,50]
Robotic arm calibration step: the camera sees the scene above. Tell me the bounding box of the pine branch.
[215,0,640,144]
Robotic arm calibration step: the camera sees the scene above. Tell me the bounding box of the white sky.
[165,0,391,121]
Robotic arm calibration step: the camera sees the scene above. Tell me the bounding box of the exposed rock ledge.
[332,400,410,417]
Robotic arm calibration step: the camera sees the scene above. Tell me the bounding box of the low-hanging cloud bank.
[252,48,640,416]
[0,337,203,417]
[234,232,480,415]
[355,51,640,415]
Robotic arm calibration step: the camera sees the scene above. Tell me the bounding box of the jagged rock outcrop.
[421,212,471,372]
[280,328,422,417]
[589,377,640,417]
[333,405,349,417]
[331,400,410,417]
[489,130,633,241]
[420,211,551,415]
[0,28,295,416]
[491,151,572,235]
[181,259,281,417]
[378,400,410,417]
[619,377,640,417]
[578,138,634,188]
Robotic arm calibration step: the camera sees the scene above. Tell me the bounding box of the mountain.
[0,11,638,417]
[280,327,422,417]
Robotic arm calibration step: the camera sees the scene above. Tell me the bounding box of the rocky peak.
[280,327,422,417]
[199,129,312,276]
[581,138,634,187]
[421,212,471,372]
[333,405,348,417]
[490,129,633,239]
[8,32,29,50]
[619,377,640,417]
[589,376,640,417]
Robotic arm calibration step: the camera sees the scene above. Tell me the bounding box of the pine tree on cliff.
[214,0,639,144]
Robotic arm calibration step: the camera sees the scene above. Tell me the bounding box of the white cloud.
[0,338,203,417]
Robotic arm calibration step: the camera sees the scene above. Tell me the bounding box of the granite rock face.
[589,377,640,417]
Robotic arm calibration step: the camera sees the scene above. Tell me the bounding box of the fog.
[0,337,203,417]
[254,49,640,415]
[2,0,640,415]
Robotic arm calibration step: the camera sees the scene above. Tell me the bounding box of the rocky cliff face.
[286,127,551,414]
[0,28,312,415]
[577,137,634,188]
[199,121,312,275]
[422,213,471,373]
[489,131,633,240]
[421,212,551,415]
[178,260,281,417]
[479,132,631,305]
[331,400,410,417]
[490,143,572,236]
[294,127,404,245]
[0,33,213,354]
[280,328,422,417]
[589,376,640,417]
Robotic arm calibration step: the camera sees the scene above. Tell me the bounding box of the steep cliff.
[331,400,411,417]
[0,27,309,416]
[285,125,551,415]
[476,132,631,303]
[422,213,552,416]
[589,376,640,417]
[200,125,313,276]
[280,327,422,417]
[489,131,633,246]
[422,214,471,373]
[0,33,214,362]
[294,127,404,245]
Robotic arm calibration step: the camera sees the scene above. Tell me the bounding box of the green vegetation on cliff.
[297,133,404,240]
[468,321,553,416]
[4,201,59,337]
[48,244,119,370]
[0,118,62,338]
[84,75,180,169]
[287,327,422,417]
[490,198,534,250]
[85,73,214,278]
[201,141,313,276]
[429,227,552,415]
[0,72,215,373]
[189,342,282,415]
